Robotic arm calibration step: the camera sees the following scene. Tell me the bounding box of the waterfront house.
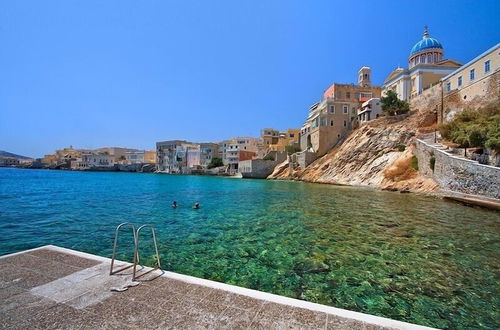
[125,150,156,165]
[73,151,115,169]
[220,137,259,171]
[261,128,299,154]
[199,143,220,168]
[268,129,299,153]
[156,140,192,173]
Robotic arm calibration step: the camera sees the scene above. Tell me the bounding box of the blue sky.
[1,0,499,157]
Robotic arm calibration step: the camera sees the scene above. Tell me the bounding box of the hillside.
[268,109,439,193]
[0,150,32,160]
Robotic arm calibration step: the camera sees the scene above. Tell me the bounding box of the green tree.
[381,90,410,116]
[285,145,302,155]
[263,154,275,161]
[485,121,500,153]
[207,157,224,169]
[467,125,486,149]
[452,127,471,157]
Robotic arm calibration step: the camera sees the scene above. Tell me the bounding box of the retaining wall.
[414,139,500,199]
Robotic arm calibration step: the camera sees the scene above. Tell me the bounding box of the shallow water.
[0,168,498,329]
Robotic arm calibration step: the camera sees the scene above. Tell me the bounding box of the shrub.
[285,145,302,155]
[207,157,224,169]
[397,145,406,152]
[429,156,436,171]
[263,154,275,161]
[439,103,500,154]
[410,156,419,170]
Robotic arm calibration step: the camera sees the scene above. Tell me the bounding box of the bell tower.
[358,67,371,87]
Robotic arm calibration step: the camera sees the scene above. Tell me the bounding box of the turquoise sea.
[0,167,498,329]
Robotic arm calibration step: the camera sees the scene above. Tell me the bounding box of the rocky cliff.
[268,110,439,193]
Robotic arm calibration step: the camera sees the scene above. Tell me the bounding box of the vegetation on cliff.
[381,90,410,116]
[439,102,500,154]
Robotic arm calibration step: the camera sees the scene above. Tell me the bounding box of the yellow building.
[383,27,461,102]
[268,129,299,152]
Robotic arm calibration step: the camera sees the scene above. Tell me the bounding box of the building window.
[470,69,475,81]
[289,133,294,138]
[343,105,348,114]
[336,91,342,99]
[485,60,490,73]
[458,76,462,87]
[343,120,347,127]
[427,53,432,63]
[330,120,334,126]
[446,82,451,92]
[346,92,351,99]
[329,105,335,113]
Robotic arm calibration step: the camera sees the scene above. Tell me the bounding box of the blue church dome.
[410,28,443,56]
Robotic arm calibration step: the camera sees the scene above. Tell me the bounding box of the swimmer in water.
[172,201,178,208]
[193,202,200,209]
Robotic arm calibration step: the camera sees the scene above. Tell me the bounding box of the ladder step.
[109,222,162,282]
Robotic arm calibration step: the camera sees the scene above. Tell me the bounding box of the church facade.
[382,27,461,102]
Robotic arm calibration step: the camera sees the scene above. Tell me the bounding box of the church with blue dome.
[382,27,462,102]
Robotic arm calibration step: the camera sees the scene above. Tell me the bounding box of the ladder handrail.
[110,222,139,275]
[133,224,162,281]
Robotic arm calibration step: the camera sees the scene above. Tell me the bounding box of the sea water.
[0,167,498,329]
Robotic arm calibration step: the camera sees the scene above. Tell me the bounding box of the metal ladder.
[110,222,161,281]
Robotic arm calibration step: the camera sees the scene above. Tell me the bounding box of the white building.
[186,145,201,169]
[219,137,259,165]
[382,27,461,102]
[73,152,115,169]
[357,98,382,123]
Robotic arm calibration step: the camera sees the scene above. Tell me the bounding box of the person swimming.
[172,201,178,208]
[193,202,200,209]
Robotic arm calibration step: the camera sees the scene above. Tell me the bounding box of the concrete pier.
[0,245,435,329]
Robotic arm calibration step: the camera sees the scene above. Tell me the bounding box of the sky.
[1,1,499,158]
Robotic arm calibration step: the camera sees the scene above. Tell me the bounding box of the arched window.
[421,54,425,63]
[427,53,432,63]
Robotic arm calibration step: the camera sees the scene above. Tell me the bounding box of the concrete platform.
[0,245,435,330]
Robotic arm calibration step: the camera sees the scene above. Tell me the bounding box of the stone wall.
[442,70,499,122]
[238,151,287,179]
[410,84,442,114]
[239,159,279,179]
[293,151,318,169]
[414,139,500,198]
